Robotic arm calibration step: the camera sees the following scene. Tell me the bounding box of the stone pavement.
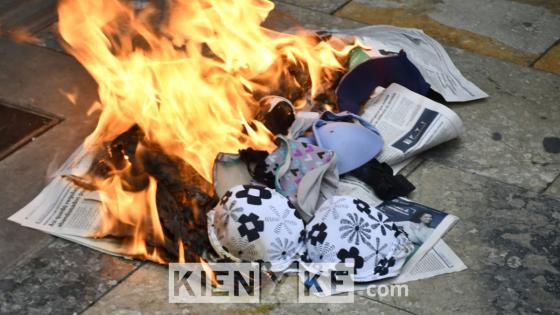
[0,1,559,314]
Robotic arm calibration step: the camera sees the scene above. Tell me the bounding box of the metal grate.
[0,102,60,161]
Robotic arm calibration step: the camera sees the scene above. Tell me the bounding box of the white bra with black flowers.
[208,185,413,281]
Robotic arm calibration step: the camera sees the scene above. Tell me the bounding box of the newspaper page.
[375,198,459,281]
[339,25,488,102]
[362,83,465,166]
[7,146,141,259]
[9,176,102,237]
[393,239,467,284]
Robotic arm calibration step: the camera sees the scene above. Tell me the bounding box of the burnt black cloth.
[238,148,275,188]
[349,158,415,201]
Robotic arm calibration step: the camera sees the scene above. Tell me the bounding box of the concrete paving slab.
[429,0,560,55]
[544,176,560,200]
[81,263,408,315]
[421,46,560,192]
[274,0,349,14]
[534,42,560,75]
[366,161,560,314]
[336,0,560,66]
[265,2,365,31]
[0,239,140,315]
[0,39,99,270]
[512,0,560,15]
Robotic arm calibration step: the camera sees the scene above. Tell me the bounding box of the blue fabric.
[317,110,382,137]
[336,50,430,114]
[312,111,384,174]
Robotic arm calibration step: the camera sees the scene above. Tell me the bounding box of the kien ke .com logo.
[169,262,354,303]
[169,262,408,303]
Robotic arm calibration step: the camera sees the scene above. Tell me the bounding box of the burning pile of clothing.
[10,0,488,289]
[208,41,474,282]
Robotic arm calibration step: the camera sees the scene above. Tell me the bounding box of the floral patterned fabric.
[207,184,305,272]
[208,186,413,281]
[265,137,338,221]
[304,196,414,282]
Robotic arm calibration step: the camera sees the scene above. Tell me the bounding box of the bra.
[208,185,413,281]
[301,195,413,282]
[207,184,306,272]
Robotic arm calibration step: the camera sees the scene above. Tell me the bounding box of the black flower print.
[339,212,373,246]
[374,257,396,276]
[308,222,328,245]
[353,199,371,215]
[364,237,388,267]
[218,199,243,229]
[337,247,364,273]
[235,185,272,205]
[265,205,299,235]
[237,213,265,242]
[268,237,298,261]
[391,223,407,238]
[300,250,312,263]
[308,241,337,262]
[369,212,393,236]
[289,200,303,220]
[298,229,307,243]
[220,190,233,205]
[224,238,259,261]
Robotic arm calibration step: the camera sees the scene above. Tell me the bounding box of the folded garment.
[266,136,338,222]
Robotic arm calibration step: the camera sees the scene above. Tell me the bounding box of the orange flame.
[200,257,219,287]
[58,0,356,262]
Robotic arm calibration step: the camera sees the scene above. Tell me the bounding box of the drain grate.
[0,103,60,161]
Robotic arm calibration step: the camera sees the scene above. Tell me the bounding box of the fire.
[57,0,357,263]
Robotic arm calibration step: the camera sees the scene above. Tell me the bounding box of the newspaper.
[339,25,488,102]
[392,238,467,284]
[362,83,465,167]
[8,172,144,258]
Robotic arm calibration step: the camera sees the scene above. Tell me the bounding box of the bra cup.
[304,196,412,282]
[208,184,306,272]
